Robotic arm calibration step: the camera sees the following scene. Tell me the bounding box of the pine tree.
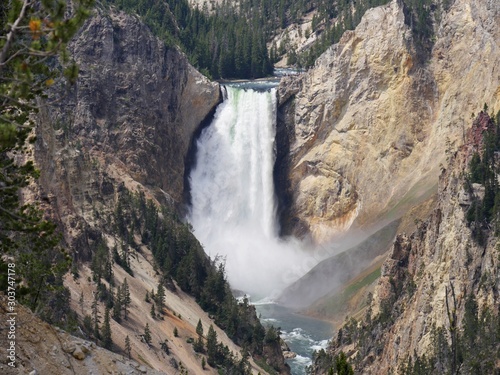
[238,349,251,374]
[196,319,204,336]
[122,278,131,320]
[121,243,130,270]
[156,282,165,313]
[173,327,179,337]
[91,241,113,284]
[102,307,113,349]
[83,315,93,336]
[125,335,132,359]
[206,325,218,366]
[201,356,206,369]
[79,291,84,314]
[194,335,204,353]
[0,0,91,320]
[105,253,113,285]
[91,293,100,343]
[194,318,204,352]
[144,323,152,345]
[150,303,156,319]
[113,285,122,322]
[335,351,354,375]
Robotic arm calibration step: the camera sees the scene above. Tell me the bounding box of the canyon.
[3,0,500,374]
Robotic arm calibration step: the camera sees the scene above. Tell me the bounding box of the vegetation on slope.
[292,0,455,67]
[465,108,500,244]
[105,0,273,79]
[320,291,500,374]
[114,190,267,353]
[399,291,500,375]
[0,0,93,327]
[83,188,286,373]
[102,0,453,77]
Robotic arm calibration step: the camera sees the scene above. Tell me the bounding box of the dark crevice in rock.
[274,92,296,237]
[182,87,223,212]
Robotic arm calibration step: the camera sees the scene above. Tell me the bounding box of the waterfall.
[188,85,304,297]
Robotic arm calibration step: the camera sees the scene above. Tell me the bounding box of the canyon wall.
[277,0,500,243]
[26,9,255,375]
[36,9,220,259]
[310,112,500,374]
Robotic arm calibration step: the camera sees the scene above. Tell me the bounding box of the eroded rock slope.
[310,112,500,374]
[277,0,500,243]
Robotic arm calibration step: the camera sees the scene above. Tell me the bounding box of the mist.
[188,85,318,298]
[276,220,400,309]
[187,85,401,304]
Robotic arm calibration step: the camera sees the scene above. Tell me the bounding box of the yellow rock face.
[279,0,500,243]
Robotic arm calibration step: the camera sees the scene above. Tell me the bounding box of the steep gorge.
[8,0,500,373]
[24,8,290,375]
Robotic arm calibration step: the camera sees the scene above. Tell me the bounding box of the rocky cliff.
[25,8,280,375]
[310,112,500,374]
[36,9,220,260]
[276,0,500,243]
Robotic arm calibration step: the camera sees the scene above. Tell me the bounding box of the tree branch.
[0,94,38,110]
[0,46,29,66]
[0,0,31,69]
[0,204,30,222]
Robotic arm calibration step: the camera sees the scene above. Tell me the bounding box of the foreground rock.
[0,294,164,375]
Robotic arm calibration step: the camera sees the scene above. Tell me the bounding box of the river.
[256,301,333,374]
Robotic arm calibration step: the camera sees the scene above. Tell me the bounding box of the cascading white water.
[189,85,304,297]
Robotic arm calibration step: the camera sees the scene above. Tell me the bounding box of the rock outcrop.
[35,9,220,259]
[311,113,500,374]
[276,0,500,243]
[0,295,164,375]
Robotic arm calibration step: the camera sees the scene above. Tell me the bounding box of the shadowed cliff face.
[66,10,220,203]
[35,9,220,260]
[276,0,500,243]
